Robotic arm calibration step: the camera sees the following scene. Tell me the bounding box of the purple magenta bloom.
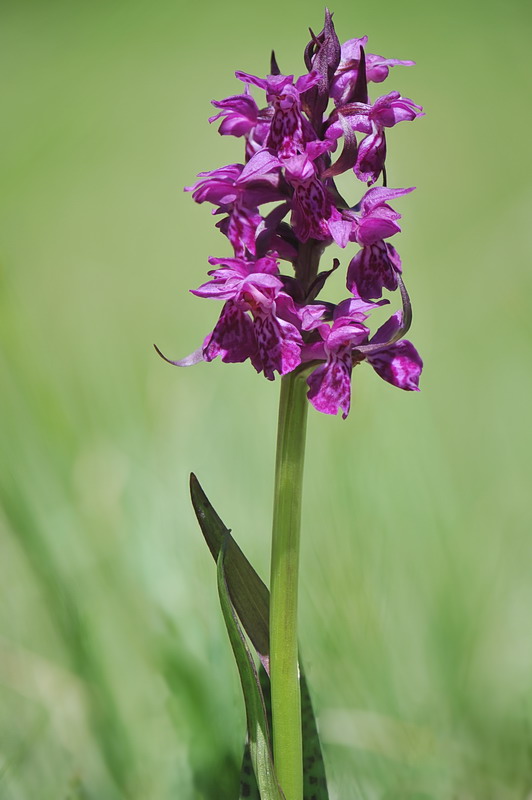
[365,53,415,83]
[331,37,415,105]
[283,150,350,246]
[347,240,402,300]
[204,300,260,367]
[305,305,421,417]
[328,91,423,138]
[369,91,423,128]
[330,37,368,106]
[367,338,422,391]
[306,319,368,418]
[303,297,380,418]
[193,256,303,380]
[236,71,319,159]
[354,127,386,184]
[186,151,283,256]
[161,12,425,417]
[209,91,260,138]
[364,311,423,391]
[346,186,414,245]
[328,91,423,184]
[210,89,274,158]
[353,93,423,183]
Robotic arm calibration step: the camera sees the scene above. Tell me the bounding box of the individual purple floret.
[159,10,424,417]
[330,36,415,105]
[236,71,320,160]
[192,256,303,380]
[346,240,402,300]
[303,300,422,418]
[209,91,260,138]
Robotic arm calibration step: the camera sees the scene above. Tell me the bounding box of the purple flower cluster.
[163,11,424,418]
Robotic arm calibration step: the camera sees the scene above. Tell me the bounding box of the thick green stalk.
[269,370,308,800]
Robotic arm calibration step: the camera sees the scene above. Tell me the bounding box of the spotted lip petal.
[347,239,401,300]
[306,320,368,418]
[306,347,353,418]
[355,127,387,184]
[367,339,422,391]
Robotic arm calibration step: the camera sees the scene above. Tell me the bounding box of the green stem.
[269,370,308,800]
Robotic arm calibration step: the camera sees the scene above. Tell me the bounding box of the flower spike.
[165,14,424,417]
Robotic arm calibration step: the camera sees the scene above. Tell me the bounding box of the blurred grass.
[1,0,532,798]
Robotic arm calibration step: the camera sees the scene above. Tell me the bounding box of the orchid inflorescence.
[161,10,423,418]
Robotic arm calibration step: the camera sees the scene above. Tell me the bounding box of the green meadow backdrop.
[1,1,531,797]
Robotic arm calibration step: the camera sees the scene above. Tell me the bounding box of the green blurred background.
[1,0,531,797]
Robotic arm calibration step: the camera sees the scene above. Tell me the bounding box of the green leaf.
[190,473,269,669]
[190,473,330,800]
[300,670,328,800]
[239,741,261,800]
[217,536,285,800]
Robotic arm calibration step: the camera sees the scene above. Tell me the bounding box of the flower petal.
[347,241,401,300]
[355,128,386,184]
[204,301,258,364]
[366,340,423,390]
[307,346,353,418]
[254,312,302,379]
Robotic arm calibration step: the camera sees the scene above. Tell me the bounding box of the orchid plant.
[158,10,423,799]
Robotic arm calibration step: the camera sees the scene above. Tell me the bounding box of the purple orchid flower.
[329,36,369,106]
[209,87,274,159]
[347,240,402,301]
[354,126,387,184]
[331,37,415,105]
[341,186,413,299]
[353,93,423,183]
[305,301,421,418]
[186,150,283,255]
[159,13,424,418]
[362,310,423,392]
[346,185,414,246]
[306,317,370,418]
[192,256,303,380]
[209,90,260,138]
[283,146,351,247]
[303,296,382,418]
[365,53,416,83]
[327,91,423,183]
[236,70,320,159]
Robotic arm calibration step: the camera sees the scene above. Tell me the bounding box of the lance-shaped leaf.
[240,741,261,800]
[300,669,328,799]
[190,473,269,671]
[190,474,330,799]
[217,536,285,800]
